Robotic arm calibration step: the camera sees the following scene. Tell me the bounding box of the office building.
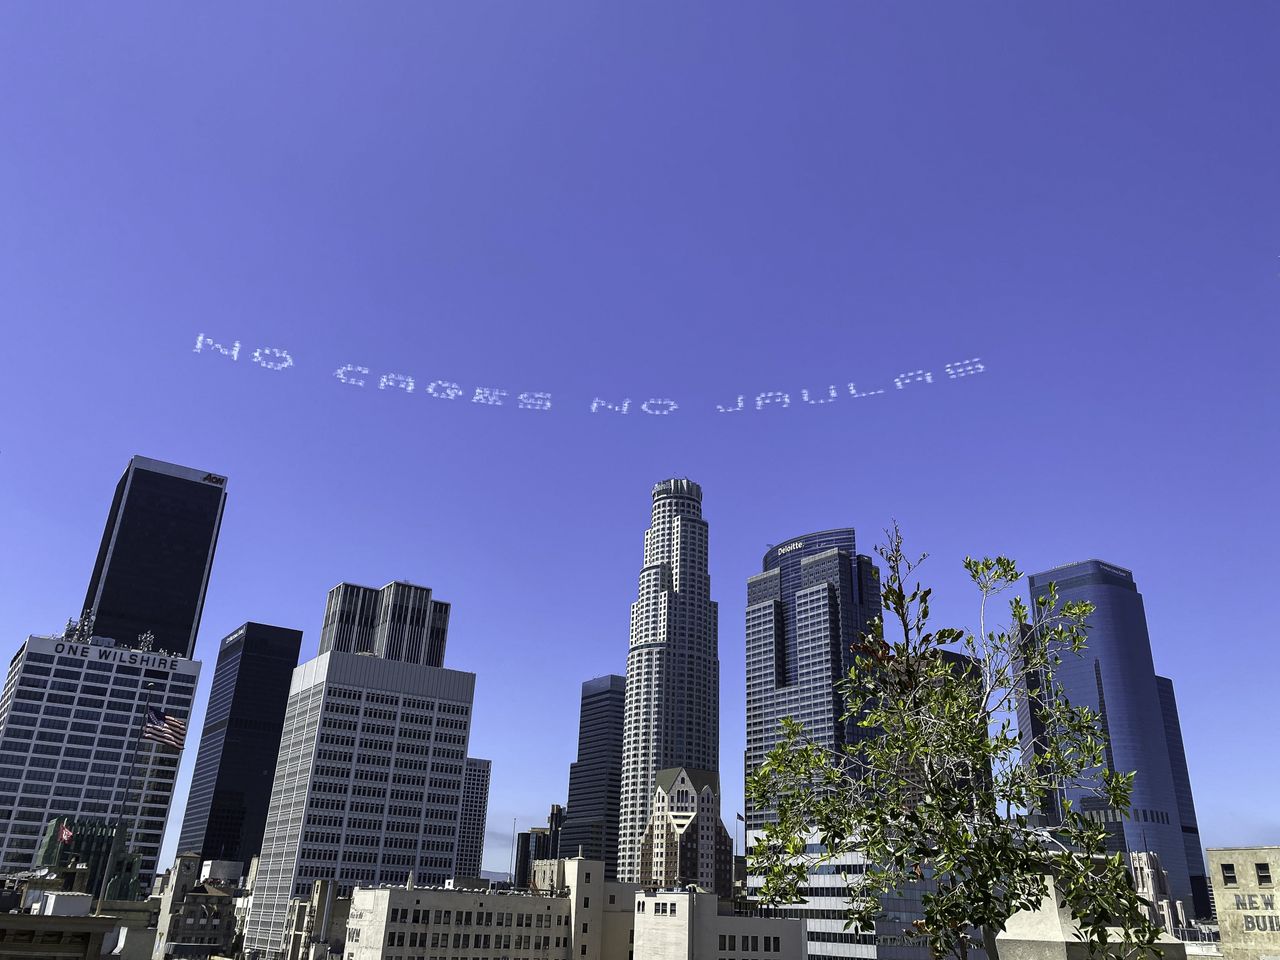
[1023,560,1206,918]
[345,857,806,960]
[177,622,303,864]
[744,529,881,832]
[0,633,199,884]
[319,582,449,667]
[638,767,733,897]
[83,456,228,659]
[242,600,476,958]
[1207,847,1280,960]
[1156,676,1211,918]
[457,758,490,879]
[618,479,720,885]
[560,675,625,877]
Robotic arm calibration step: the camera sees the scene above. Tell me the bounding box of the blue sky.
[1,2,1276,873]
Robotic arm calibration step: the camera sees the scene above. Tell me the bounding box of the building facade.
[1207,848,1280,960]
[241,649,475,958]
[638,767,733,897]
[177,622,303,864]
[1024,560,1207,918]
[618,479,720,885]
[0,634,199,883]
[346,857,805,960]
[457,758,490,879]
[744,529,881,833]
[82,456,228,660]
[560,675,625,877]
[319,582,449,668]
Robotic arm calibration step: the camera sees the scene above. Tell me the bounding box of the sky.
[0,2,1277,875]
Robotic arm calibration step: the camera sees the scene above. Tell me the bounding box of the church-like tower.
[617,479,719,884]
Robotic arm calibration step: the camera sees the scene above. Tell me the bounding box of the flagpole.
[97,683,153,910]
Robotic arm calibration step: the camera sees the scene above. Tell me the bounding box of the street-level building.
[0,634,199,884]
[347,857,806,960]
[1207,847,1280,960]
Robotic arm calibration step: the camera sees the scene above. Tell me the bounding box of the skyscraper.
[1156,676,1211,919]
[176,622,303,864]
[83,456,228,659]
[617,479,719,885]
[743,529,882,832]
[0,633,199,883]
[457,757,491,879]
[242,583,476,958]
[319,581,449,667]
[560,675,625,877]
[1024,560,1206,918]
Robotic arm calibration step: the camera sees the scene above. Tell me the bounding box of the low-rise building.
[346,857,804,959]
[152,853,242,960]
[1207,847,1280,960]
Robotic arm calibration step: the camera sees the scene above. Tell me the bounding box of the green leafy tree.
[747,525,1163,960]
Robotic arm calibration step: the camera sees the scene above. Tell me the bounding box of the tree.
[747,525,1164,960]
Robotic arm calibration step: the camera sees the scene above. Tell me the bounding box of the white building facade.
[241,651,475,958]
[618,479,720,885]
[0,634,199,883]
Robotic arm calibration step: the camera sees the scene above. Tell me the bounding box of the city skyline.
[2,1,1276,883]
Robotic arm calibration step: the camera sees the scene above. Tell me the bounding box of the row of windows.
[1221,862,1273,886]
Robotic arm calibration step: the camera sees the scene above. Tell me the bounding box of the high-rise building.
[639,767,733,896]
[1156,675,1211,920]
[242,581,476,959]
[743,529,882,832]
[83,456,228,659]
[0,633,199,883]
[457,757,491,879]
[1024,560,1205,918]
[560,675,625,877]
[617,478,719,885]
[176,622,303,864]
[319,581,449,667]
[743,529,906,958]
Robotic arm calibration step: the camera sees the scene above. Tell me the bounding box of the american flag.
[57,824,73,844]
[142,705,187,750]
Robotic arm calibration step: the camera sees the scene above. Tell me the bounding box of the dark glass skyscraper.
[560,675,625,878]
[83,456,228,659]
[1025,560,1207,918]
[176,622,302,864]
[319,581,449,666]
[743,529,881,830]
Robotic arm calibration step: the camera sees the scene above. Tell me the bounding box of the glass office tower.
[176,622,303,864]
[560,674,626,879]
[1025,559,1207,919]
[83,456,227,660]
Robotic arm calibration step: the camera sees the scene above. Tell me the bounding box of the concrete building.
[1207,848,1280,960]
[151,853,240,960]
[241,611,476,958]
[177,622,303,866]
[346,857,805,960]
[639,768,733,897]
[1022,560,1208,917]
[0,633,199,884]
[618,479,720,885]
[457,758,490,880]
[1131,850,1189,932]
[0,890,120,960]
[82,456,228,661]
[560,675,626,877]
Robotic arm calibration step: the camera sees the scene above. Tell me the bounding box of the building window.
[1258,863,1273,885]
[1221,863,1237,886]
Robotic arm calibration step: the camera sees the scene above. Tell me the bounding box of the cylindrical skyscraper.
[617,479,719,884]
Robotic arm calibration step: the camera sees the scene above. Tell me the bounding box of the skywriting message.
[192,333,986,418]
